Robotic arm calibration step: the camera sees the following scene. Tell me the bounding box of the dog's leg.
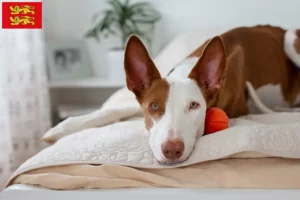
[246,81,275,114]
[226,95,249,118]
[216,86,249,118]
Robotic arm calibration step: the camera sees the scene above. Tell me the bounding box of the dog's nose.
[161,140,184,161]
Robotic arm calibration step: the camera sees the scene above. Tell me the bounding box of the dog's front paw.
[42,116,83,143]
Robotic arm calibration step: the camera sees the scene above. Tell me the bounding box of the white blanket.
[7,28,300,186]
[6,112,300,186]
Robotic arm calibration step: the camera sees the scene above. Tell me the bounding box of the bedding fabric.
[5,113,300,189]
[8,158,300,189]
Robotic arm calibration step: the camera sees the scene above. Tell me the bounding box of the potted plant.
[85,0,161,84]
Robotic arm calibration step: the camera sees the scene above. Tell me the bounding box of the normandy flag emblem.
[2,2,42,29]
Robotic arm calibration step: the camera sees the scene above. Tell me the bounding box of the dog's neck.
[167,57,199,79]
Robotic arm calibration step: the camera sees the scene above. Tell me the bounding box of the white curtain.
[0,29,51,188]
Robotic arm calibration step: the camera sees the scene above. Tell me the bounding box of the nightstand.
[48,78,125,126]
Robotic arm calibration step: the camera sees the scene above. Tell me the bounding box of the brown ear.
[124,35,161,97]
[188,36,227,99]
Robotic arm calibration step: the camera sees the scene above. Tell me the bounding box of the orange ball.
[205,107,229,135]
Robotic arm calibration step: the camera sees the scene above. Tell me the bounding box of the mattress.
[2,184,300,200]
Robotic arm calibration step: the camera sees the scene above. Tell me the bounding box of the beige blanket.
[10,158,300,189]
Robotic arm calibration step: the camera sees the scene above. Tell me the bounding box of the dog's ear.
[124,35,161,97]
[188,36,227,98]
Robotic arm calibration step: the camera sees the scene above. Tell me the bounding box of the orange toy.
[204,107,229,135]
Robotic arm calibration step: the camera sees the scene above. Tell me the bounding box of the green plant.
[85,0,161,50]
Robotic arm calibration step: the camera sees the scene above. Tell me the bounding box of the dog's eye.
[189,102,199,110]
[150,102,159,110]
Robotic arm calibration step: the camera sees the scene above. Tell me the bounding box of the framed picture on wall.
[46,40,92,81]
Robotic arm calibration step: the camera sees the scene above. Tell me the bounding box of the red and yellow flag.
[2,2,42,29]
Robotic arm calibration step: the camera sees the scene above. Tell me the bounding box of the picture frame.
[46,40,92,81]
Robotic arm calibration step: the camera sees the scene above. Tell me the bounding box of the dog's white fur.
[284,30,300,107]
[284,30,300,69]
[148,58,207,164]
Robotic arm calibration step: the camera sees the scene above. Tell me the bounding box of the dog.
[124,25,300,164]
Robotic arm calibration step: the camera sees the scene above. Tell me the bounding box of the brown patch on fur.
[137,79,170,130]
[294,30,300,54]
[188,25,300,117]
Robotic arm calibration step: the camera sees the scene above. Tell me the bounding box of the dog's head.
[124,35,226,164]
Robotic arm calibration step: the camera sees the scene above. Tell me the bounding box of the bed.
[2,184,300,200]
[2,27,300,199]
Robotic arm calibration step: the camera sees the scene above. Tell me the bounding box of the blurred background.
[0,0,299,189]
[43,0,300,125]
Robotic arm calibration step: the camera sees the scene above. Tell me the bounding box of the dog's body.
[124,25,300,164]
[172,25,300,117]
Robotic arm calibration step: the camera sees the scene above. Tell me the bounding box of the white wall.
[44,0,300,77]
